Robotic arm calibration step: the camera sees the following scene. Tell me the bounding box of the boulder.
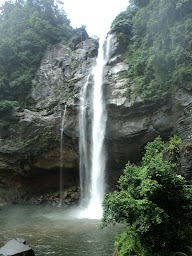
[0,239,35,256]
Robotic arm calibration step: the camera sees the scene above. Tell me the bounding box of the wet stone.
[0,239,35,256]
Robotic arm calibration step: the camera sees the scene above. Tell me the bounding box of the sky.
[58,0,129,37]
[0,0,129,37]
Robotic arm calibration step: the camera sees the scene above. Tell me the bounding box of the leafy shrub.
[102,136,192,256]
[0,100,18,113]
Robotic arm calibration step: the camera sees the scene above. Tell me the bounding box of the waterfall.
[59,104,67,207]
[79,35,112,218]
[79,75,91,205]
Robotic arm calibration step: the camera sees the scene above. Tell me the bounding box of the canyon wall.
[0,34,192,201]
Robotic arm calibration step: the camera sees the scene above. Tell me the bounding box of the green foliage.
[0,100,19,130]
[0,100,18,113]
[111,0,192,98]
[111,8,134,50]
[130,0,150,8]
[0,119,10,129]
[0,0,74,104]
[102,136,192,256]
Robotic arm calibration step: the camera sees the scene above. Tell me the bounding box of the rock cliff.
[0,33,192,201]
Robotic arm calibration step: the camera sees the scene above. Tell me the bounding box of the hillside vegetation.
[0,0,74,115]
[111,0,192,98]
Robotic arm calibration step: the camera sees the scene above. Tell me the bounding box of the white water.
[59,104,67,206]
[79,35,112,219]
[79,75,91,205]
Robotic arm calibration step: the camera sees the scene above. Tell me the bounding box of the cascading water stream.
[59,104,67,207]
[79,75,91,204]
[79,35,112,219]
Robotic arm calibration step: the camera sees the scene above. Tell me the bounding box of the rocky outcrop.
[1,33,192,199]
[0,38,98,198]
[103,35,192,179]
[0,238,35,256]
[175,101,192,182]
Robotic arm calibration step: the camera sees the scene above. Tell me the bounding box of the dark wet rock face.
[0,33,192,201]
[175,103,192,181]
[0,39,97,200]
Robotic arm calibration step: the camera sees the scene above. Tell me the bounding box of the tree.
[0,0,75,104]
[0,0,76,126]
[130,0,150,8]
[111,0,192,98]
[102,136,192,256]
[110,8,134,50]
